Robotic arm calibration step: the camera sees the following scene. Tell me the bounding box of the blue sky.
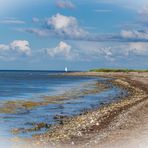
[0,0,148,70]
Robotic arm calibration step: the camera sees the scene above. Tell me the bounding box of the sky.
[0,0,148,70]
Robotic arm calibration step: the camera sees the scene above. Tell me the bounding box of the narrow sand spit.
[23,72,148,148]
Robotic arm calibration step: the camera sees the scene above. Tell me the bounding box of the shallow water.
[0,71,126,141]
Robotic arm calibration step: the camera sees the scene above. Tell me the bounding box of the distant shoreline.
[32,72,148,148]
[90,68,148,73]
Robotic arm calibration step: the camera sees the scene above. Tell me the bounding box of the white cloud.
[21,10,148,42]
[119,5,148,42]
[121,30,148,40]
[32,17,40,23]
[127,42,148,55]
[45,41,77,60]
[1,17,25,24]
[0,44,9,51]
[23,13,88,40]
[56,0,75,9]
[0,40,31,60]
[45,13,88,39]
[139,6,148,15]
[73,40,148,62]
[24,28,49,37]
[121,30,136,38]
[138,6,148,25]
[100,47,113,56]
[73,41,115,61]
[94,9,112,12]
[10,40,31,56]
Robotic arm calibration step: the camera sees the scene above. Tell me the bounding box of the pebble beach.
[28,72,148,148]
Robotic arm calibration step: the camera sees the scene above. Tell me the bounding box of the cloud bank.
[21,12,148,42]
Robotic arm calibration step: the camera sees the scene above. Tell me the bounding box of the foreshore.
[29,72,148,148]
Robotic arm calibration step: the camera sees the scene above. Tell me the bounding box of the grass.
[90,68,148,73]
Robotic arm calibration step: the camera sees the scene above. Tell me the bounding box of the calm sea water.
[0,71,126,142]
[0,70,91,101]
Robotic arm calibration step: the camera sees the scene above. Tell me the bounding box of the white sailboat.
[65,67,68,72]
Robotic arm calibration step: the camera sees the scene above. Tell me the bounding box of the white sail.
[65,67,68,72]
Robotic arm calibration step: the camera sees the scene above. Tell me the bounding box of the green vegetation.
[90,68,148,73]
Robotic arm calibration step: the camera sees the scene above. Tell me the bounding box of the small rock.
[72,141,75,145]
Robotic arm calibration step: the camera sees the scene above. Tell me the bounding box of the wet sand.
[32,72,148,148]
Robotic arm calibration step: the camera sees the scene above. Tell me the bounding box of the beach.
[32,72,148,148]
[1,0,148,147]
[0,71,148,148]
[0,71,125,147]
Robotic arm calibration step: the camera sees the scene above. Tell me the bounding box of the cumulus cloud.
[45,13,88,39]
[56,0,75,9]
[10,40,31,56]
[44,41,114,61]
[45,41,77,60]
[40,40,131,62]
[23,13,88,40]
[0,40,31,60]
